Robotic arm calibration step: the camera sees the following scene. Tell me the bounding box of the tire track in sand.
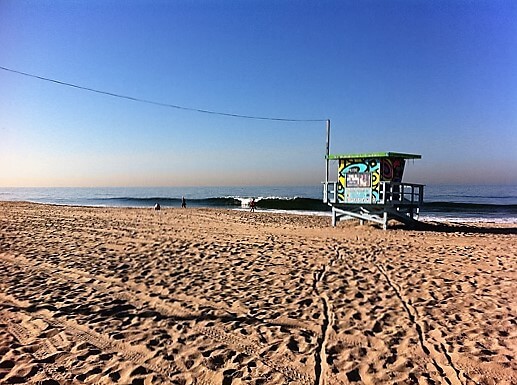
[373,258,466,385]
[196,325,314,385]
[312,257,335,385]
[0,309,78,384]
[0,253,318,333]
[0,297,181,384]
[0,253,316,384]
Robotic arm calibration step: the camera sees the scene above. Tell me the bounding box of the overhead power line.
[0,65,327,123]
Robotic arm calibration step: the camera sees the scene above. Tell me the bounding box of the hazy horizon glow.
[1,0,516,187]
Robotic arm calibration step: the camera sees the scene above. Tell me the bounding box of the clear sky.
[1,0,516,187]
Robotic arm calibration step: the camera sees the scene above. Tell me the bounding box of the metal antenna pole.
[325,119,331,183]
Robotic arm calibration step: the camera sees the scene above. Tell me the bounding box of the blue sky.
[1,0,516,187]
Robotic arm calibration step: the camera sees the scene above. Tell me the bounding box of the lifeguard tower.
[322,121,424,229]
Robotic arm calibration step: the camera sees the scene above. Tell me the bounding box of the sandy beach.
[0,201,515,385]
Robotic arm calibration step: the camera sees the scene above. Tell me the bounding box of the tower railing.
[379,182,424,206]
[322,181,338,204]
[323,181,424,206]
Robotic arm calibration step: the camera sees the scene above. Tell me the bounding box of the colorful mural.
[337,157,406,204]
[381,158,406,182]
[337,158,380,203]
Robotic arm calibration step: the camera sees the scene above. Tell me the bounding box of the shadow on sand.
[393,221,517,235]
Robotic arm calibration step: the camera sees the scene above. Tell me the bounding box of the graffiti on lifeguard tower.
[337,158,380,203]
[324,150,422,228]
[337,157,407,204]
[381,158,405,182]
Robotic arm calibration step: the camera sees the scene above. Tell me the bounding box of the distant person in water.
[181,196,187,208]
[250,198,256,212]
[154,203,161,210]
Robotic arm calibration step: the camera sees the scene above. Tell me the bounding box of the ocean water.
[1,185,516,224]
[419,185,517,224]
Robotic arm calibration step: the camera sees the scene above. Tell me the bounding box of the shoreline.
[0,201,515,384]
[2,200,517,227]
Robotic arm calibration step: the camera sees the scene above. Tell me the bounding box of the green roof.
[327,152,421,160]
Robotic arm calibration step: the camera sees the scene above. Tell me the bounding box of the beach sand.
[0,201,515,385]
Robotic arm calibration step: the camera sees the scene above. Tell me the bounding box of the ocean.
[1,185,516,224]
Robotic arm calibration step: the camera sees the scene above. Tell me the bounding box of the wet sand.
[0,202,515,385]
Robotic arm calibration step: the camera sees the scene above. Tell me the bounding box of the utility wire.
[0,65,327,122]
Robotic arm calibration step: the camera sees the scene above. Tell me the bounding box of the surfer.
[181,196,187,208]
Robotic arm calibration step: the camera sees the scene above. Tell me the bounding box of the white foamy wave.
[227,195,298,208]
[420,215,517,224]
